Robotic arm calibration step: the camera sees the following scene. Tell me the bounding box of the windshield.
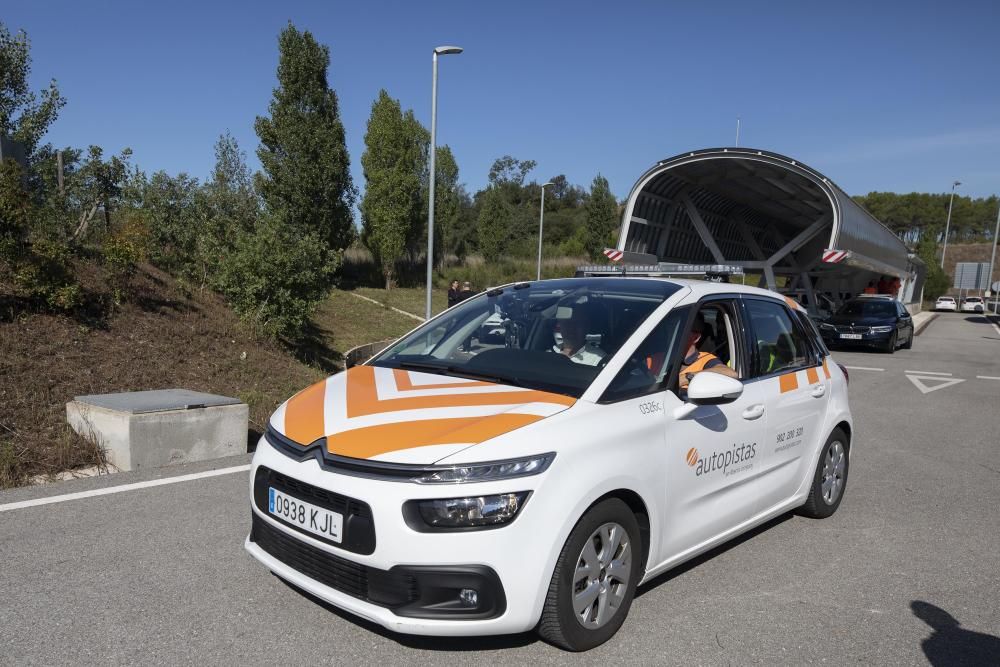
[965,297,982,302]
[370,278,682,398]
[836,300,896,318]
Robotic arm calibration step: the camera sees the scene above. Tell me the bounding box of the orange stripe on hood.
[284,379,327,445]
[346,366,575,418]
[392,369,493,391]
[326,413,542,459]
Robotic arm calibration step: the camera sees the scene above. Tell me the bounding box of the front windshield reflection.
[370,278,681,398]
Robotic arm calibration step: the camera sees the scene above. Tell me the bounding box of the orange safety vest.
[681,351,720,375]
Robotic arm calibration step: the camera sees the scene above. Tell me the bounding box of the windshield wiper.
[394,360,529,389]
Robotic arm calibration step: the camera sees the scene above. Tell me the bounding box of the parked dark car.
[817,296,914,353]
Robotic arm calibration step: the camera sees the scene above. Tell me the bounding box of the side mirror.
[687,372,744,405]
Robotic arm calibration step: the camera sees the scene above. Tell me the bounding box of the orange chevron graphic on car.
[279,366,576,460]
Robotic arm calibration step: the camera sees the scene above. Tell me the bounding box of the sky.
[6,0,1000,202]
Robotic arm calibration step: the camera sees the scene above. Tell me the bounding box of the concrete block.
[66,389,249,472]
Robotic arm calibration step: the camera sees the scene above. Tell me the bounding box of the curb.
[914,312,938,336]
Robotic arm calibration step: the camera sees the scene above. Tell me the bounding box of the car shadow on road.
[275,577,540,651]
[635,513,793,598]
[911,600,1000,666]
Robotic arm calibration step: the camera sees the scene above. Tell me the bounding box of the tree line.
[0,21,620,337]
[3,19,997,340]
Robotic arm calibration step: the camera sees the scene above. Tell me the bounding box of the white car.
[245,278,853,651]
[935,296,957,312]
[961,297,984,313]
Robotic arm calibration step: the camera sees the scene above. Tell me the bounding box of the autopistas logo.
[687,442,757,477]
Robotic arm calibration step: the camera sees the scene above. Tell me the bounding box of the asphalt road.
[2,313,999,666]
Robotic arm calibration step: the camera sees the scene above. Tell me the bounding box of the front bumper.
[821,329,894,347]
[244,435,556,636]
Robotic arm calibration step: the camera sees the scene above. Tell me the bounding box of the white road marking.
[977,375,1000,381]
[906,375,966,395]
[904,370,952,376]
[0,464,251,513]
[843,366,885,372]
[992,321,1000,336]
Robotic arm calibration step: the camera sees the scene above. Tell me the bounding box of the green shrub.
[216,216,339,339]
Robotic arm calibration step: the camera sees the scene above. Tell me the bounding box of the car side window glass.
[795,311,828,357]
[601,308,688,403]
[746,300,812,376]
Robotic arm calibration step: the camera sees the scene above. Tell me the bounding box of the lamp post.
[940,180,961,269]
[537,182,554,281]
[989,200,1000,313]
[426,45,463,320]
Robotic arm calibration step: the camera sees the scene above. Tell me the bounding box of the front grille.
[251,513,418,608]
[834,325,870,334]
[254,467,375,554]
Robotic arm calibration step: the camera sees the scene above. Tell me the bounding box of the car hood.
[826,314,896,326]
[270,365,576,464]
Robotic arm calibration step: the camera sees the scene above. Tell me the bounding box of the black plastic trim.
[253,466,376,555]
[250,514,506,620]
[389,565,507,620]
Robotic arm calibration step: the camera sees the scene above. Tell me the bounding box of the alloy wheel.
[572,522,632,629]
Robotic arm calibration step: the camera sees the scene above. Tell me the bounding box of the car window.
[601,307,689,403]
[745,299,812,377]
[372,278,682,399]
[836,300,896,318]
[795,311,829,357]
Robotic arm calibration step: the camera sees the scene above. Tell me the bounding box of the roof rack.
[575,262,745,280]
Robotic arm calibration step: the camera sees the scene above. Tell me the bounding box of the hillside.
[0,261,420,487]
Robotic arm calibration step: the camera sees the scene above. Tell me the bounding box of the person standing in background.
[458,281,474,302]
[447,280,461,308]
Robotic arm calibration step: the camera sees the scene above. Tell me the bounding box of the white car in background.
[245,278,853,651]
[935,296,957,312]
[961,297,984,313]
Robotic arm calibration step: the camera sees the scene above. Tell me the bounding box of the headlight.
[818,323,835,330]
[871,326,894,333]
[414,453,556,484]
[405,492,530,530]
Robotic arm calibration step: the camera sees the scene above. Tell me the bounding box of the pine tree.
[584,174,619,259]
[477,187,513,261]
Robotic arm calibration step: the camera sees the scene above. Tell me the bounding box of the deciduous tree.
[360,90,427,288]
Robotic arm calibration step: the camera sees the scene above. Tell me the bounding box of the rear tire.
[800,428,849,519]
[538,498,642,651]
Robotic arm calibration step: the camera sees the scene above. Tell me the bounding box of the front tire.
[538,498,642,651]
[901,328,913,349]
[800,429,849,518]
[883,331,897,353]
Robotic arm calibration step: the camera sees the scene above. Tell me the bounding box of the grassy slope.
[0,264,422,487]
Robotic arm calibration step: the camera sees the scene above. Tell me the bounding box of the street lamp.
[537,182,554,281]
[989,200,1000,313]
[940,180,961,269]
[425,45,463,320]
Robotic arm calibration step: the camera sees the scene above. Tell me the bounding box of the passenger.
[678,313,739,390]
[863,281,877,295]
[553,307,606,366]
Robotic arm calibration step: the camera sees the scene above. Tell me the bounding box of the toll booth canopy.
[617,148,924,305]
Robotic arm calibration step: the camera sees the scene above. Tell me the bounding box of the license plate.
[268,487,343,543]
[839,333,862,340]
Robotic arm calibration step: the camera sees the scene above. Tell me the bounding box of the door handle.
[811,385,826,398]
[742,404,765,420]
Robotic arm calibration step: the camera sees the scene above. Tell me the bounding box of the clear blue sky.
[7,0,1000,201]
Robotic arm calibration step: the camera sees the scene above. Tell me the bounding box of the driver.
[678,312,738,389]
[553,305,606,366]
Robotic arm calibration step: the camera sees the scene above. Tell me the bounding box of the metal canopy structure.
[618,148,920,303]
